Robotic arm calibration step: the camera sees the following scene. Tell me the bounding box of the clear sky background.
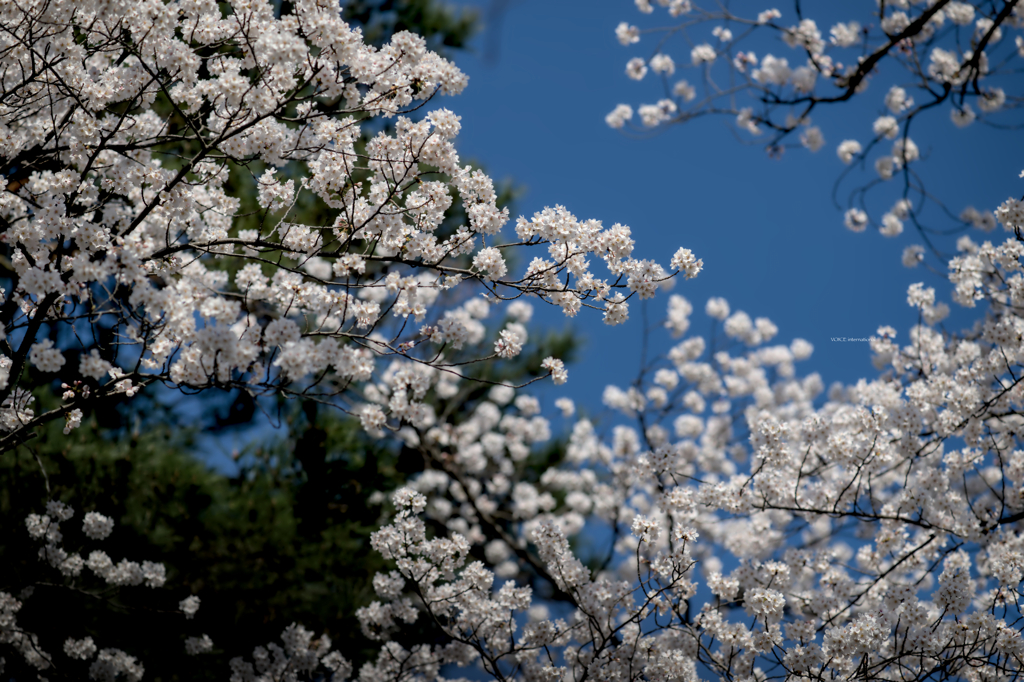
[441,0,1024,408]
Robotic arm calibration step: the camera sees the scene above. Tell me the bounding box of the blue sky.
[443,0,1024,405]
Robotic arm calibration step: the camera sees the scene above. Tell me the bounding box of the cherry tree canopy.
[4,1,1024,682]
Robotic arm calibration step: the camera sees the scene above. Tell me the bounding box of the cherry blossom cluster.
[357,488,700,681]
[2,501,208,677]
[340,179,1024,681]
[228,624,351,682]
[0,0,705,676]
[608,0,1022,247]
[0,0,698,455]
